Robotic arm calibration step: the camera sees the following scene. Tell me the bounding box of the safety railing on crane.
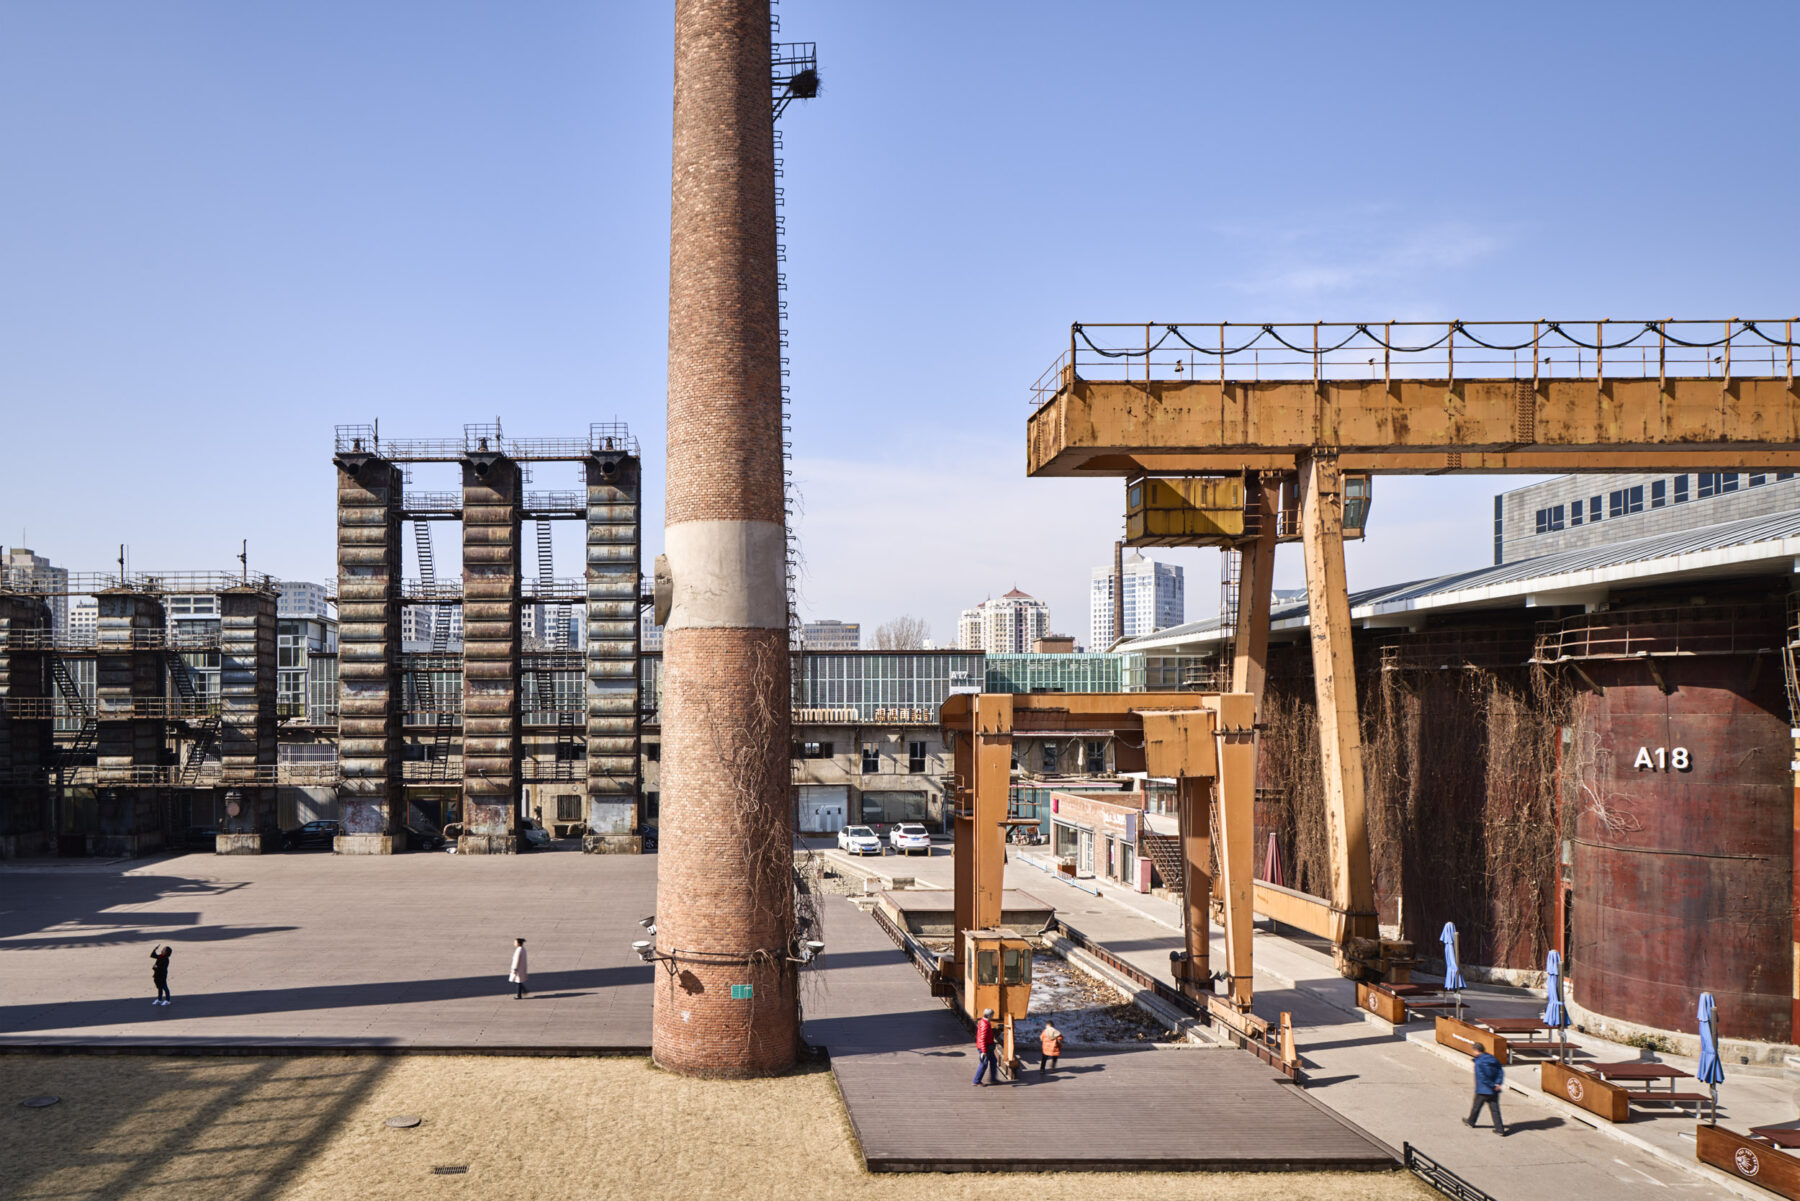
[1030,318,1800,407]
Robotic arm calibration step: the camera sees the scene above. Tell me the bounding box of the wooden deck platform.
[803,896,1398,1173]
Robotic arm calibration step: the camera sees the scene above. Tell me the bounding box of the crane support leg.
[953,694,1012,976]
[1212,693,1257,1011]
[1231,475,1279,705]
[1174,775,1212,998]
[1299,454,1379,969]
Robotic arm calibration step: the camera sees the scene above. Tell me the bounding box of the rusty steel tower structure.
[652,0,813,1076]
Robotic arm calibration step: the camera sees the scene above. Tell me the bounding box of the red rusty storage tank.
[1570,647,1791,1044]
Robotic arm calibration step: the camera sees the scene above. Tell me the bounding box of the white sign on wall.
[1632,746,1691,772]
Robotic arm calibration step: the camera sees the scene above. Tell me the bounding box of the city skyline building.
[957,588,1051,652]
[1089,551,1183,651]
[1496,470,1800,564]
[276,580,330,619]
[4,547,68,637]
[801,618,861,650]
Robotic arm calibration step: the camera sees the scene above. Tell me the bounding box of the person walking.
[150,945,172,1006]
[508,937,529,999]
[1464,1050,1507,1134]
[1039,1021,1064,1075]
[972,1007,1000,1086]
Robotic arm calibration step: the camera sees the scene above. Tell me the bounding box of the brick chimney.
[654,0,797,1077]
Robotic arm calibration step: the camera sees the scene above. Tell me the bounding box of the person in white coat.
[509,937,529,999]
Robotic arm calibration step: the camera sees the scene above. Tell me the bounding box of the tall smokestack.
[654,0,796,1077]
[1113,539,1125,646]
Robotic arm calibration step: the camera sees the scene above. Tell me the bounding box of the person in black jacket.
[150,945,173,1006]
[1464,1050,1506,1134]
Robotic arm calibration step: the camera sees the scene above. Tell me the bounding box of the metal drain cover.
[432,1166,469,1175]
[21,1095,60,1108]
[385,1114,422,1129]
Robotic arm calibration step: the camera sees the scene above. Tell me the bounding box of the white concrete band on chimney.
[663,519,787,631]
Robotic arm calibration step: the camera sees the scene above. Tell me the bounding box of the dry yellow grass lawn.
[1,1055,1431,1201]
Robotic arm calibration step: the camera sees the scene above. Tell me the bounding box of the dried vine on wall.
[1258,660,1565,968]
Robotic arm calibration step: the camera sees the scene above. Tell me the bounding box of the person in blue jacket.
[1464,1050,1507,1135]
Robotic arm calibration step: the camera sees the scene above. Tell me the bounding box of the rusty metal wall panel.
[585,454,641,832]
[334,457,404,838]
[460,456,521,849]
[1571,652,1792,1043]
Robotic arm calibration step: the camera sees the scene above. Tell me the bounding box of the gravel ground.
[0,1054,1427,1201]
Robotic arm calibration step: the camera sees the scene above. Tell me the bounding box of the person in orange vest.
[972,1007,1000,1086]
[1039,1021,1064,1075]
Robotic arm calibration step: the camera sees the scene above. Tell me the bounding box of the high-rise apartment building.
[276,580,330,619]
[958,589,1051,652]
[801,619,860,650]
[401,604,463,648]
[4,547,68,637]
[68,597,97,644]
[1089,551,1183,650]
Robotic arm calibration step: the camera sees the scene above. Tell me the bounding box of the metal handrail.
[1032,317,1800,406]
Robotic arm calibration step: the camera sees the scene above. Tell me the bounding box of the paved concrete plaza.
[0,850,656,1049]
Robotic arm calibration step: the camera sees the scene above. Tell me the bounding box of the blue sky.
[3,2,1796,643]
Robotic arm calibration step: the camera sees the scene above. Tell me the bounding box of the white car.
[889,823,932,855]
[836,825,882,856]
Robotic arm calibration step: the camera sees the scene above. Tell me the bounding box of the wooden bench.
[1435,1014,1510,1064]
[1699,1125,1800,1198]
[1540,1061,1629,1123]
[1626,1090,1713,1118]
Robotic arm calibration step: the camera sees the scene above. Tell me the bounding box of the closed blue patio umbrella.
[1697,992,1724,1123]
[1543,950,1571,1061]
[1441,922,1466,1015]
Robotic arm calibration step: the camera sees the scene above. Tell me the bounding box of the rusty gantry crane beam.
[1025,317,1800,976]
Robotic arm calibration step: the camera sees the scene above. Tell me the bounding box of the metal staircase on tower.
[536,519,578,780]
[415,518,455,779]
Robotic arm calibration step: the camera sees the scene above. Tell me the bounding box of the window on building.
[796,741,834,759]
[646,791,659,819]
[1589,496,1602,522]
[1698,472,1716,498]
[1569,501,1583,526]
[862,747,880,774]
[1673,475,1689,503]
[908,741,927,773]
[1627,485,1643,513]
[1041,742,1059,773]
[1750,474,1766,487]
[1721,473,1740,492]
[1085,740,1106,774]
[1779,473,1795,482]
[1535,508,1549,535]
[1650,479,1666,508]
[556,794,581,822]
[646,743,659,762]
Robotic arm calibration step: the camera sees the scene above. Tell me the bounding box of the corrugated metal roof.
[1120,509,1800,654]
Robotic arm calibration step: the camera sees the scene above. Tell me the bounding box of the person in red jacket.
[972,1007,1000,1086]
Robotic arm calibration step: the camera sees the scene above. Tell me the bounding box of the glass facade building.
[984,653,1123,694]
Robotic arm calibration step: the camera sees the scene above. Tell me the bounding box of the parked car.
[888,823,932,856]
[403,826,445,852]
[184,826,221,852]
[520,819,551,850]
[836,824,882,856]
[281,819,339,851]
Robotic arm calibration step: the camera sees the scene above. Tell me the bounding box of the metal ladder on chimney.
[415,518,455,779]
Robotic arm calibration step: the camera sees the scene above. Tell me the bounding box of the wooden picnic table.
[1751,1127,1800,1149]
[1473,1017,1551,1033]
[1589,1062,1692,1092]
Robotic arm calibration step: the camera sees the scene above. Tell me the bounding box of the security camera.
[639,915,655,929]
[632,940,654,961]
[803,940,825,957]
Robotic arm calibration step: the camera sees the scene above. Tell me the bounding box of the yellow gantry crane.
[993,318,1800,998]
